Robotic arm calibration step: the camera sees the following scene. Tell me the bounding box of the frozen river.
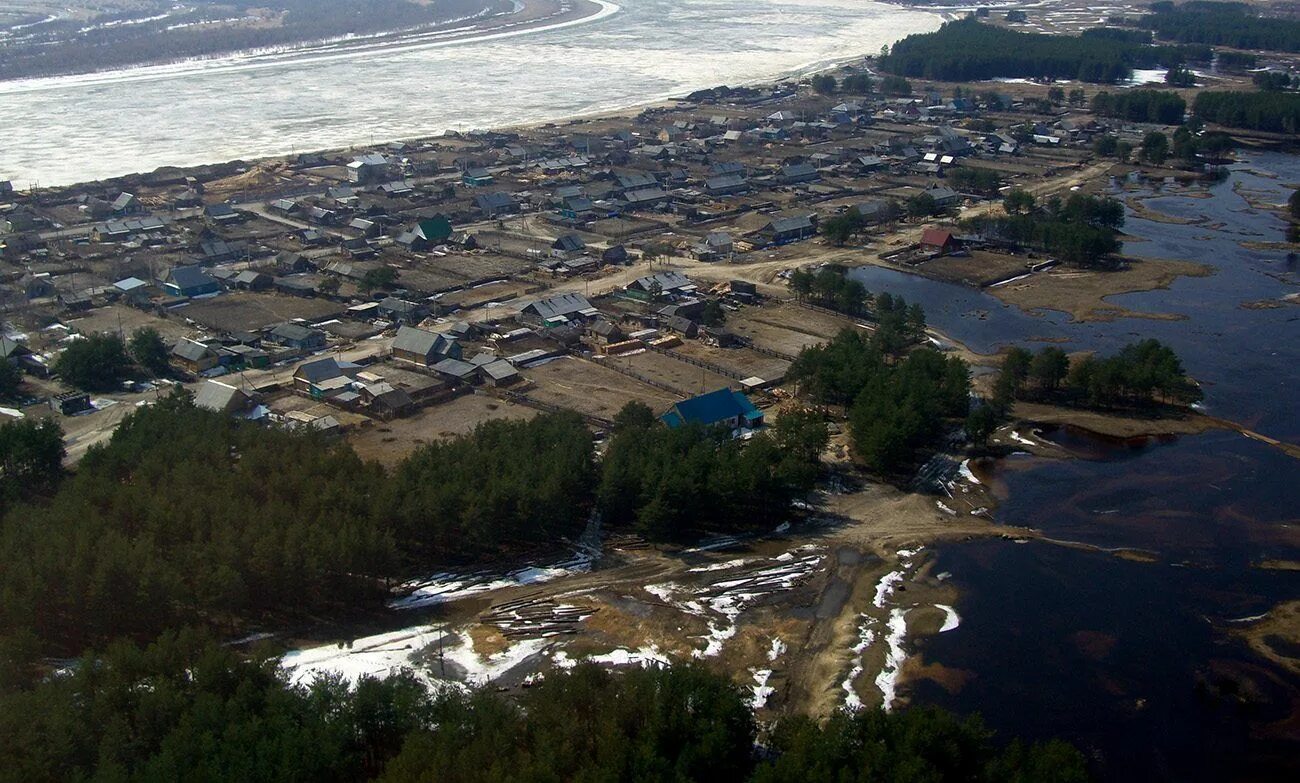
[0,0,940,187]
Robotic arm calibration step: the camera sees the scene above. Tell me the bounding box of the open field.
[623,349,737,398]
[347,392,538,466]
[64,304,195,342]
[726,302,859,357]
[181,292,345,333]
[522,356,679,421]
[669,341,790,383]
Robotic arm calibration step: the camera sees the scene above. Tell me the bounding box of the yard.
[181,292,345,333]
[622,350,736,398]
[347,393,538,467]
[668,341,790,383]
[63,304,195,343]
[727,301,855,357]
[522,356,679,421]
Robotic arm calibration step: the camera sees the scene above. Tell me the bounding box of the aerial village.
[0,65,1208,464]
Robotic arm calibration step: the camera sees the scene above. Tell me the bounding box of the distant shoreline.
[2,0,943,189]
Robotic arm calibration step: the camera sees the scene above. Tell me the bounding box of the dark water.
[862,152,1300,780]
[849,151,1300,440]
[912,538,1299,783]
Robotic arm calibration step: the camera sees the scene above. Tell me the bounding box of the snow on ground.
[958,459,981,485]
[390,552,593,610]
[442,630,551,686]
[1009,430,1036,446]
[691,551,824,658]
[936,604,961,633]
[844,549,925,709]
[280,625,444,687]
[841,618,877,710]
[750,668,775,708]
[688,558,750,573]
[281,624,552,690]
[875,608,910,711]
[553,646,671,669]
[1125,68,1168,86]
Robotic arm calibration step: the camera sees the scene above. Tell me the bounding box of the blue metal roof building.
[661,388,764,433]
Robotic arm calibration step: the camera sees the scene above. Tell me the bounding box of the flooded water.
[851,151,1300,440]
[863,151,1300,780]
[0,0,940,186]
[913,537,1299,782]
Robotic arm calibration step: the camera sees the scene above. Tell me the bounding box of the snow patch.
[935,604,961,633]
[1009,430,1036,446]
[875,608,910,711]
[390,552,592,610]
[750,668,774,709]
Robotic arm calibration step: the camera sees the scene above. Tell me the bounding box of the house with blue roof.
[660,388,764,434]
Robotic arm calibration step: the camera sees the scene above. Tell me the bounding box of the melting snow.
[935,604,961,633]
[958,459,981,485]
[688,558,750,573]
[875,609,910,711]
[1009,430,1036,446]
[390,552,592,610]
[750,668,774,708]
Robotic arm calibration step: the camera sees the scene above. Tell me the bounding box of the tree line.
[1090,89,1187,125]
[880,18,1201,84]
[1138,1,1300,53]
[1192,91,1300,133]
[963,193,1125,267]
[0,629,1090,782]
[990,340,1202,413]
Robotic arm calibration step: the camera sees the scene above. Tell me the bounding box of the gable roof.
[270,322,321,343]
[524,292,593,320]
[631,270,692,292]
[661,388,762,428]
[293,357,358,384]
[172,339,215,362]
[393,325,453,357]
[921,228,956,248]
[166,266,217,291]
[194,380,248,413]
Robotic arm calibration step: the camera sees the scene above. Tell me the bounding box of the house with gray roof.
[522,292,597,325]
[392,325,461,367]
[194,380,252,415]
[163,266,220,298]
[172,339,220,373]
[268,322,326,351]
